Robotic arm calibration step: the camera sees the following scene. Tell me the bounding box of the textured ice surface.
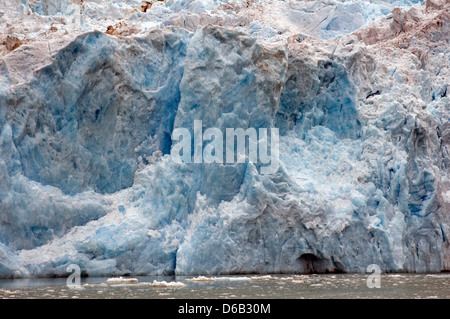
[0,0,449,278]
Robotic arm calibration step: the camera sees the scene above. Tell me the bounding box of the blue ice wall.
[0,0,447,278]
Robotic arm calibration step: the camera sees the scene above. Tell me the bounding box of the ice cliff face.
[0,0,449,278]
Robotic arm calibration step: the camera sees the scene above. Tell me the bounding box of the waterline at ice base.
[0,0,449,278]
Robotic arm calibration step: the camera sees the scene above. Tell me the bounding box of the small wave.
[67,285,85,290]
[83,283,108,288]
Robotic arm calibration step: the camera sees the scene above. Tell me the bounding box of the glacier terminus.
[0,0,449,278]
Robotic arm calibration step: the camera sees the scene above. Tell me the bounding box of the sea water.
[0,274,449,299]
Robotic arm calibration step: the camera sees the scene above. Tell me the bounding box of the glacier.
[0,0,449,278]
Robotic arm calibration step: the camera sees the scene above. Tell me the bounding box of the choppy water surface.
[0,274,449,299]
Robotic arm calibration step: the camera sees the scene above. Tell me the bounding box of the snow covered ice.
[0,0,449,278]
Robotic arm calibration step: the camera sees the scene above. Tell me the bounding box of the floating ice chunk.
[185,276,252,282]
[106,277,139,285]
[252,275,275,280]
[142,280,186,288]
[185,276,216,282]
[280,276,294,281]
[425,274,450,279]
[212,276,252,281]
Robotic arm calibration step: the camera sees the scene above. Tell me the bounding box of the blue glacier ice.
[0,0,449,278]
